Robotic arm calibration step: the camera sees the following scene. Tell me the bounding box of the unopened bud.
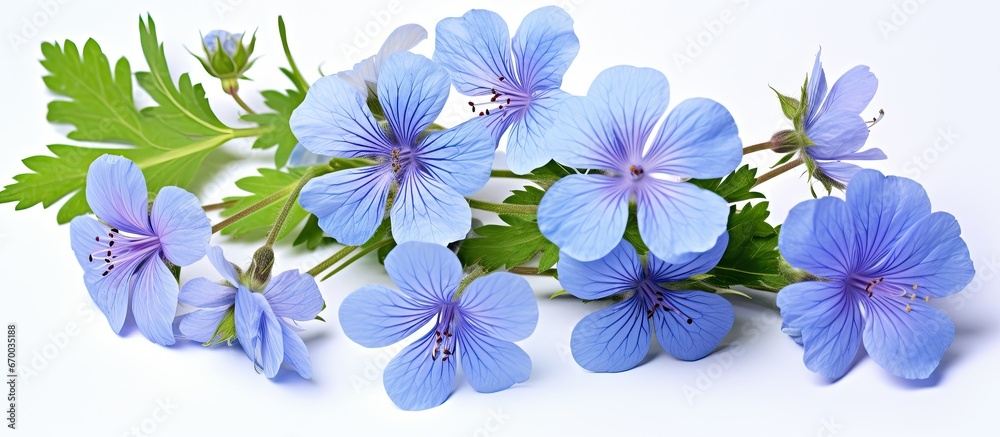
[246,246,274,292]
[770,129,804,154]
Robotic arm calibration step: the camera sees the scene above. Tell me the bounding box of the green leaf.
[458,214,559,272]
[703,202,788,292]
[0,16,248,224]
[242,88,304,168]
[691,165,765,203]
[293,213,337,249]
[220,167,309,241]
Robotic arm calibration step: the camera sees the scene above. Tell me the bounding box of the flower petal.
[869,212,975,298]
[846,170,931,267]
[571,296,651,372]
[778,197,857,280]
[644,98,742,179]
[653,288,734,361]
[506,89,571,174]
[557,240,642,301]
[511,6,579,91]
[178,277,236,308]
[280,322,313,379]
[416,118,495,196]
[289,74,395,158]
[587,66,670,164]
[299,165,394,246]
[776,281,862,379]
[131,258,179,346]
[635,178,729,263]
[338,24,428,94]
[862,296,953,379]
[384,242,462,305]
[263,270,324,321]
[177,307,229,343]
[457,327,531,393]
[805,110,869,160]
[390,172,471,245]
[819,65,877,118]
[70,216,130,333]
[815,160,864,187]
[433,9,515,95]
[287,142,330,168]
[538,174,631,262]
[647,232,729,283]
[377,52,451,146]
[207,245,239,285]
[383,331,457,410]
[149,187,210,266]
[459,273,538,342]
[804,48,828,125]
[235,286,284,378]
[339,284,437,348]
[546,96,628,171]
[85,155,151,235]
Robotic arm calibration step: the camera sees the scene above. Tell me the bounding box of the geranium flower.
[69,155,210,346]
[291,51,494,245]
[538,65,742,262]
[558,237,734,372]
[777,170,974,379]
[177,247,324,379]
[339,242,538,410]
[434,6,580,174]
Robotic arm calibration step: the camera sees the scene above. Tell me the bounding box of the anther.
[498,76,505,81]
[485,109,490,115]
[905,304,912,313]
[686,318,693,324]
[95,236,100,242]
[479,111,484,116]
[109,240,115,247]
[924,296,930,302]
[111,228,119,233]
[468,101,474,106]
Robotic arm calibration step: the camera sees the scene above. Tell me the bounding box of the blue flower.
[434,6,580,174]
[69,155,210,346]
[291,52,494,246]
[339,242,538,410]
[800,49,886,188]
[537,65,742,262]
[558,237,735,372]
[777,170,975,379]
[203,29,242,57]
[177,247,324,379]
[289,24,428,167]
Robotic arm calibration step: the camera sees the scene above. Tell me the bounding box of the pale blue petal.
[287,143,331,168]
[131,258,178,346]
[289,74,395,158]
[177,308,229,343]
[805,110,870,160]
[869,212,975,298]
[457,326,531,393]
[178,277,236,308]
[778,197,857,280]
[384,242,462,305]
[586,66,669,164]
[862,296,953,379]
[263,270,324,321]
[299,165,394,246]
[653,288,734,361]
[149,187,210,266]
[459,273,538,342]
[546,96,628,171]
[85,155,151,235]
[511,6,579,91]
[777,281,862,379]
[506,89,571,174]
[390,172,471,245]
[557,240,642,301]
[570,296,651,372]
[537,174,631,262]
[635,178,729,263]
[647,232,729,283]
[433,9,515,95]
[70,216,130,333]
[383,331,457,410]
[416,119,495,196]
[846,170,931,267]
[235,287,284,378]
[280,322,312,379]
[815,161,864,187]
[377,52,451,146]
[843,148,887,161]
[819,65,877,118]
[804,48,828,125]
[339,284,437,348]
[207,246,239,285]
[644,98,742,179]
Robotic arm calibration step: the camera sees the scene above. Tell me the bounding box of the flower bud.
[194,29,256,93]
[770,129,805,154]
[244,246,274,292]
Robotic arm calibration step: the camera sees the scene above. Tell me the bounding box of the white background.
[1,0,998,435]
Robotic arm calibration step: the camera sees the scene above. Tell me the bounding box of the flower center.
[629,165,645,180]
[430,304,460,362]
[852,276,927,313]
[86,227,160,277]
[638,281,693,324]
[388,147,420,177]
[466,79,528,117]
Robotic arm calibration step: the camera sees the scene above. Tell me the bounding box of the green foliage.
[0,16,254,224]
[220,167,309,241]
[691,164,764,203]
[702,202,788,292]
[242,87,304,168]
[293,214,337,249]
[458,185,558,272]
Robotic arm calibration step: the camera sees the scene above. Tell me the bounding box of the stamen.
[905,304,912,313]
[866,109,885,128]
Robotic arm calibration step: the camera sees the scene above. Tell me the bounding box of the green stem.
[278,16,309,92]
[743,141,772,155]
[232,126,272,138]
[202,200,235,212]
[306,245,359,277]
[455,265,488,298]
[467,198,538,215]
[264,166,330,247]
[754,157,804,187]
[321,239,395,280]
[508,266,557,277]
[228,89,256,114]
[211,186,293,234]
[490,169,526,179]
